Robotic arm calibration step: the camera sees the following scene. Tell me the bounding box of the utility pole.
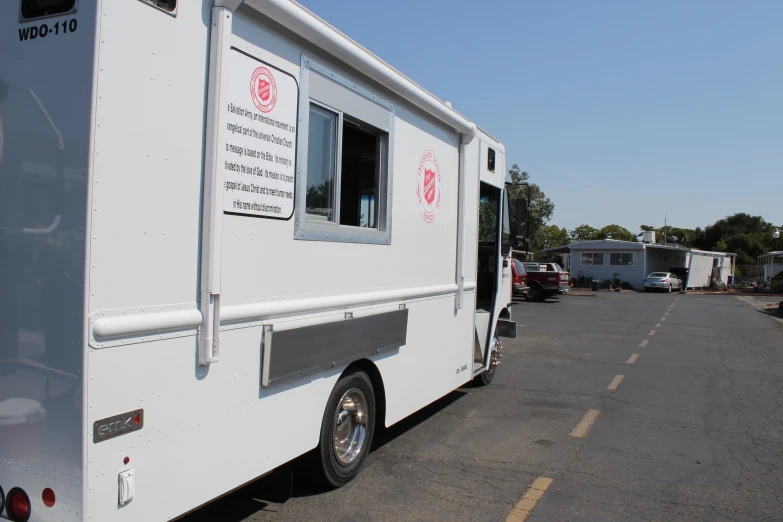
[520,182,531,258]
[664,214,667,244]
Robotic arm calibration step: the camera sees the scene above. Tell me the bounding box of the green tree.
[478,196,498,242]
[596,224,635,242]
[570,224,600,241]
[507,165,554,252]
[639,224,697,246]
[534,225,570,251]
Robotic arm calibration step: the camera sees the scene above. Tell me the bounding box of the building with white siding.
[545,238,735,290]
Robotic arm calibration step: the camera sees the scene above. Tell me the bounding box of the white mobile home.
[548,239,734,290]
[757,251,783,283]
[0,1,516,521]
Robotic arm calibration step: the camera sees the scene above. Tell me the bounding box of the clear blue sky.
[298,0,782,234]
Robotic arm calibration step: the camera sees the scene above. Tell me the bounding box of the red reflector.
[134,414,140,423]
[7,488,31,522]
[42,488,56,508]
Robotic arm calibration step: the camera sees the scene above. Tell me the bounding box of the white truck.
[0,1,516,520]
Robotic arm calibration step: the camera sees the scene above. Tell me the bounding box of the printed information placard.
[222,48,298,219]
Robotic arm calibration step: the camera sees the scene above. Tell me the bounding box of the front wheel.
[527,284,544,302]
[313,370,376,488]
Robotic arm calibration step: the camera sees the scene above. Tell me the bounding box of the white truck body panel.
[0,2,512,521]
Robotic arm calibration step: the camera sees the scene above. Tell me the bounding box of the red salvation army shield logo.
[250,66,277,113]
[416,150,441,223]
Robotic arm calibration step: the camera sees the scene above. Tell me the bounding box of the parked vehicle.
[523,262,570,301]
[511,259,530,297]
[644,272,683,292]
[0,1,517,521]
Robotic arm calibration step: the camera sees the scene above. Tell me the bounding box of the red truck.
[520,261,570,302]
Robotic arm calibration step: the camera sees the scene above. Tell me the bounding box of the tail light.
[6,488,31,522]
[663,278,668,282]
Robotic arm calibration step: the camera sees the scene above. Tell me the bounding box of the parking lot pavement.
[182,292,783,522]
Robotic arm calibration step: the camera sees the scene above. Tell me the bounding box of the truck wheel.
[527,285,544,302]
[314,370,376,488]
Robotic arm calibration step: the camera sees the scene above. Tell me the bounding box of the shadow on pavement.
[512,296,562,305]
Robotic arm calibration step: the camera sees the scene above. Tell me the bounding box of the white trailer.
[685,250,734,289]
[0,1,516,520]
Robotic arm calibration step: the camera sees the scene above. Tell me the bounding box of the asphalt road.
[182,292,783,522]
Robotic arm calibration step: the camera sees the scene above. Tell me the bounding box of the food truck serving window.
[20,0,76,20]
[296,58,394,245]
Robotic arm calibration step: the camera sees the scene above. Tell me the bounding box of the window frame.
[295,56,395,245]
[610,252,634,266]
[137,0,177,16]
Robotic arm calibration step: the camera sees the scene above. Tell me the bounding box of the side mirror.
[516,199,527,222]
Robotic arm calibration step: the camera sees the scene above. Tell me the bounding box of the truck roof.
[243,0,484,142]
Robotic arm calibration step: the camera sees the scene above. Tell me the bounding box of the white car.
[644,272,682,293]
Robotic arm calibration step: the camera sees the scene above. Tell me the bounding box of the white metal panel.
[0,3,99,521]
[88,1,206,314]
[86,332,337,521]
[480,138,506,188]
[687,254,714,289]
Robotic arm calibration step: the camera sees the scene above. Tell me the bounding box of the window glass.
[339,118,385,228]
[513,259,525,274]
[610,253,634,265]
[306,104,337,222]
[488,148,496,172]
[21,0,75,19]
[581,253,604,265]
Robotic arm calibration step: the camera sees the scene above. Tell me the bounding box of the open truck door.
[471,136,516,386]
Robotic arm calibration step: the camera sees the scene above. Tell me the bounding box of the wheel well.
[343,359,387,431]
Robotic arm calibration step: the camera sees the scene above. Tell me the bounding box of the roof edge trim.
[243,0,477,141]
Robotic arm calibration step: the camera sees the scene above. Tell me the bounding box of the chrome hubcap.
[333,388,368,466]
[490,338,503,369]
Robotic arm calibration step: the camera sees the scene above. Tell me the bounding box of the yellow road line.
[626,353,639,364]
[506,477,554,522]
[607,375,624,391]
[656,323,661,328]
[639,340,649,347]
[569,409,600,438]
[660,317,666,321]
[649,330,656,336]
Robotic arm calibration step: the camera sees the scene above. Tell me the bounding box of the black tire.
[313,370,376,488]
[527,284,544,302]
[473,363,496,386]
